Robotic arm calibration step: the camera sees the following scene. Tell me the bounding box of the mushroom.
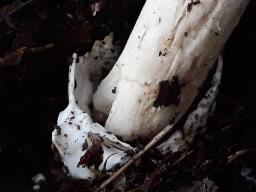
[93,0,249,141]
[52,0,249,180]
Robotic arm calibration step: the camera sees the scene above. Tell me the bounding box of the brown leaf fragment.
[77,133,104,169]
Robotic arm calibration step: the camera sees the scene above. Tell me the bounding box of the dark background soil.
[0,1,255,191]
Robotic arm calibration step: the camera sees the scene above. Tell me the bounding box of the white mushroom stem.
[93,0,249,141]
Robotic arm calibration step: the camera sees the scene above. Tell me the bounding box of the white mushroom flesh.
[94,0,249,141]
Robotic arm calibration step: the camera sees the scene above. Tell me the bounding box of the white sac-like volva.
[52,53,134,180]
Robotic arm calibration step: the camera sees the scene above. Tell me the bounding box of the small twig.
[87,132,134,153]
[25,43,55,54]
[0,0,38,17]
[0,0,51,29]
[226,149,256,165]
[169,150,193,167]
[0,47,26,66]
[0,0,36,26]
[97,124,174,191]
[0,43,54,66]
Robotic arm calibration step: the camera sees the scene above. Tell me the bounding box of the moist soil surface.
[0,1,256,192]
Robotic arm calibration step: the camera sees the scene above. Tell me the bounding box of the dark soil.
[0,1,255,192]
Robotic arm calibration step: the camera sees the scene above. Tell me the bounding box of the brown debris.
[153,76,181,107]
[77,133,104,169]
[187,0,201,13]
[142,151,193,192]
[91,2,103,16]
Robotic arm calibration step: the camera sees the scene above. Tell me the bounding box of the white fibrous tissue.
[52,35,134,180]
[157,56,223,155]
[182,56,223,143]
